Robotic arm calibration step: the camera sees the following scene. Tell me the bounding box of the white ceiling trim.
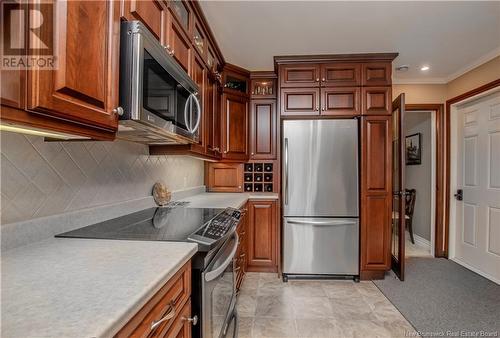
[393,47,500,85]
[392,78,447,85]
[444,46,500,83]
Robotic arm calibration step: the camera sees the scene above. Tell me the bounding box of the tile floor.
[235,273,418,338]
[405,236,432,258]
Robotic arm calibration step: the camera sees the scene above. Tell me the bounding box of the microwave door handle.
[204,233,239,282]
[184,94,201,133]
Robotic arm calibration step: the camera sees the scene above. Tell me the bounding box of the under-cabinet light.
[0,124,90,140]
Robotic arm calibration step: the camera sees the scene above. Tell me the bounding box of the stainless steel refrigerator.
[282,119,359,279]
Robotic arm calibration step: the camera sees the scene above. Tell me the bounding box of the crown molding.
[445,46,500,83]
[393,47,500,85]
[392,77,447,85]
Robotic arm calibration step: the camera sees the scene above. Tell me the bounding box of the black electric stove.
[56,205,240,251]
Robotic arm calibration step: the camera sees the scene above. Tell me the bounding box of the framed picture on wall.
[405,133,421,165]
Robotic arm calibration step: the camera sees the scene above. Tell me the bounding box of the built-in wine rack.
[243,162,274,192]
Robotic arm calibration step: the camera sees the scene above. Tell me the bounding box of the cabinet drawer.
[280,88,320,116]
[362,62,392,86]
[321,87,360,116]
[162,299,192,338]
[321,63,361,87]
[362,87,391,115]
[116,261,191,337]
[279,64,320,88]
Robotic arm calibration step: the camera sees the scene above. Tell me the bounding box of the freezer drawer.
[283,217,359,275]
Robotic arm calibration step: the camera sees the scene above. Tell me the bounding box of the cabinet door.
[166,13,191,73]
[247,200,277,272]
[320,63,361,87]
[206,163,243,192]
[362,62,392,86]
[222,93,248,161]
[27,0,120,132]
[279,64,320,88]
[124,0,166,41]
[280,88,320,116]
[321,87,360,116]
[204,73,221,158]
[360,116,392,274]
[362,87,391,115]
[250,100,277,159]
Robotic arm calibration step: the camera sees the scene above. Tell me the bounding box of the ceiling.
[199,1,500,83]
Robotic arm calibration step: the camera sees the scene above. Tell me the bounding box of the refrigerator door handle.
[287,219,357,226]
[284,137,289,205]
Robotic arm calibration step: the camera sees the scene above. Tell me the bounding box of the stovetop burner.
[56,206,224,244]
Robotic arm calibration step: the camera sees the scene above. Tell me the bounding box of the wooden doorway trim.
[405,103,446,257]
[445,79,500,257]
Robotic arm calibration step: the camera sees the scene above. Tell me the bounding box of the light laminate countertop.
[1,238,197,338]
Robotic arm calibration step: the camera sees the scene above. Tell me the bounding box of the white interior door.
[454,90,500,283]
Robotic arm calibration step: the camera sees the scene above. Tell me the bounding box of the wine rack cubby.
[243,162,275,192]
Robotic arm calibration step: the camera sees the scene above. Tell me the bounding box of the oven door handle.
[204,233,239,282]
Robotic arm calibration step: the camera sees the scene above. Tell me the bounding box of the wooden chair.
[405,189,417,244]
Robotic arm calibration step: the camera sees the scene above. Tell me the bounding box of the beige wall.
[393,84,447,105]
[393,55,500,104]
[447,56,500,99]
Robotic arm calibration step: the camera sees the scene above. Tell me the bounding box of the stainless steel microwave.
[117,21,201,145]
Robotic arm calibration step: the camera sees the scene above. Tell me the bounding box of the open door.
[391,94,406,280]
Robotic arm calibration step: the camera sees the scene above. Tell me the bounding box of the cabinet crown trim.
[274,53,399,65]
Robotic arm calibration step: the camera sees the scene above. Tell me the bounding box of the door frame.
[405,104,445,257]
[447,79,500,264]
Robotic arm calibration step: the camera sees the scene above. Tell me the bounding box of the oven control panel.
[188,208,241,245]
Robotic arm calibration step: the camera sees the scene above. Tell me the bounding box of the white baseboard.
[451,257,500,285]
[407,231,431,249]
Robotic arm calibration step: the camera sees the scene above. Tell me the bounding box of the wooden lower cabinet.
[115,261,193,338]
[246,200,278,272]
[360,116,392,279]
[205,163,243,192]
[235,204,248,291]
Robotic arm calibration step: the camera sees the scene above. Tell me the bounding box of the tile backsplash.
[0,131,204,225]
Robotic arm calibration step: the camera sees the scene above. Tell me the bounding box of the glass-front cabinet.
[250,72,277,98]
[170,0,190,33]
[193,23,205,56]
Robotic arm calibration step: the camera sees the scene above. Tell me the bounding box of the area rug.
[373,257,500,338]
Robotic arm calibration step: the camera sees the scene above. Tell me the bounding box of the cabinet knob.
[322,107,326,111]
[251,152,254,155]
[322,78,326,82]
[182,315,198,326]
[223,150,228,154]
[315,78,319,82]
[163,44,174,56]
[112,107,124,116]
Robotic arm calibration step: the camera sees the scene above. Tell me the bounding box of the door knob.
[112,107,124,116]
[454,189,463,201]
[182,315,198,326]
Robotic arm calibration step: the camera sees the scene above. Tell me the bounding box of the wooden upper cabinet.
[222,93,248,161]
[124,0,166,41]
[204,72,221,158]
[247,200,277,272]
[362,62,392,86]
[362,87,391,115]
[250,100,277,159]
[27,0,120,132]
[192,19,206,58]
[320,63,361,87]
[279,64,320,88]
[168,0,191,36]
[166,13,191,73]
[280,88,319,116]
[206,163,243,192]
[321,87,360,116]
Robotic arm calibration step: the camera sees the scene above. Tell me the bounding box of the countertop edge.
[101,244,198,337]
